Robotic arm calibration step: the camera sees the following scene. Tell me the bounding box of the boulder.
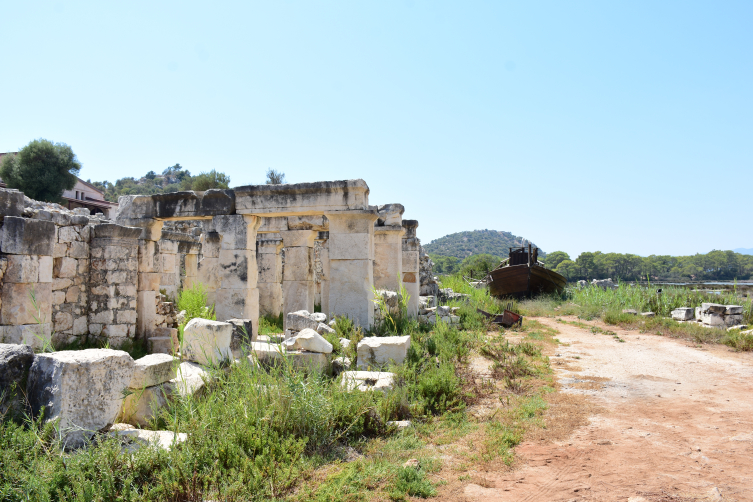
[170,361,210,398]
[26,349,135,449]
[182,318,233,365]
[671,307,694,321]
[129,354,177,389]
[592,278,617,290]
[311,312,328,323]
[282,328,333,354]
[0,343,35,416]
[341,371,395,392]
[357,335,411,369]
[286,310,320,332]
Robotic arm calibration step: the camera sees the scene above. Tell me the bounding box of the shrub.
[176,282,215,328]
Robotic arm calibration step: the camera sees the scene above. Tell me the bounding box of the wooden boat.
[487,245,567,298]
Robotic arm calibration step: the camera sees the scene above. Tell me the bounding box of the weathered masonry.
[0,180,426,350]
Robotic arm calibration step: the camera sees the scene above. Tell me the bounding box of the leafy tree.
[431,254,460,275]
[544,251,569,270]
[555,260,578,280]
[459,254,502,279]
[266,168,286,185]
[0,139,81,203]
[191,169,230,191]
[144,170,157,180]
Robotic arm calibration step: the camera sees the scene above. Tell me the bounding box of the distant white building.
[0,152,118,218]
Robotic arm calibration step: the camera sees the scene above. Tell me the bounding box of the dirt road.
[461,316,753,502]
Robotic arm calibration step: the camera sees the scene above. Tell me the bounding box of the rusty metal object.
[477,308,523,328]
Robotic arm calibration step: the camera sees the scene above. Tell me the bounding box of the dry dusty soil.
[456,316,753,502]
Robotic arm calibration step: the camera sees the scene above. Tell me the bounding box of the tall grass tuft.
[176,282,216,328]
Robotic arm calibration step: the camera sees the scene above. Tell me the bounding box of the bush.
[176,283,215,328]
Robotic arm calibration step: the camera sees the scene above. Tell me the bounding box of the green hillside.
[424,229,543,260]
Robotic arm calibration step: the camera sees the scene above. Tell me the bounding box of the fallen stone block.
[282,328,333,354]
[26,349,135,449]
[724,314,744,327]
[725,305,744,315]
[387,420,412,430]
[0,343,34,416]
[148,337,175,355]
[316,322,336,336]
[247,341,286,365]
[591,278,617,290]
[641,312,655,317]
[700,312,725,327]
[671,307,694,321]
[357,335,411,369]
[228,318,255,358]
[170,361,211,398]
[129,354,178,389]
[286,310,321,332]
[120,382,175,427]
[727,324,749,332]
[285,350,329,371]
[332,356,351,375]
[111,427,187,452]
[182,318,232,365]
[341,371,395,392]
[702,303,726,314]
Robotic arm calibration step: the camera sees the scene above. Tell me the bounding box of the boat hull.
[488,264,567,298]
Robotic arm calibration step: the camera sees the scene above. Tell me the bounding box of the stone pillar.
[317,231,330,318]
[401,220,420,318]
[157,238,180,301]
[373,225,405,292]
[325,210,379,328]
[0,216,55,349]
[279,229,316,329]
[197,230,221,307]
[88,223,142,348]
[136,219,163,341]
[212,215,261,338]
[257,236,283,318]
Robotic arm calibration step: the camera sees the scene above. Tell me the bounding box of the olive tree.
[0,139,81,202]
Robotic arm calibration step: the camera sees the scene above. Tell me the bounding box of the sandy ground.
[458,316,753,502]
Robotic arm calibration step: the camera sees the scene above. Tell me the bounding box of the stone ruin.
[0,179,438,448]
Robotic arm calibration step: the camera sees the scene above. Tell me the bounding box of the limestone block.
[235,180,370,215]
[1,283,52,325]
[357,335,411,369]
[3,255,41,283]
[258,282,283,317]
[26,349,135,449]
[117,309,138,324]
[1,324,52,349]
[161,253,176,273]
[53,257,78,278]
[328,259,374,328]
[72,316,88,335]
[227,318,255,358]
[725,305,744,315]
[287,215,327,231]
[376,204,405,226]
[150,189,234,219]
[0,343,34,415]
[280,230,316,248]
[110,428,187,452]
[247,341,286,364]
[702,303,726,314]
[197,257,221,290]
[257,217,288,233]
[138,240,160,273]
[52,290,66,305]
[1,217,56,255]
[212,214,258,250]
[257,253,282,283]
[65,286,80,303]
[129,354,178,389]
[160,272,177,286]
[700,312,725,326]
[169,361,210,398]
[317,322,336,336]
[283,281,315,319]
[54,312,74,332]
[401,219,418,239]
[215,287,259,323]
[184,254,198,277]
[182,318,233,365]
[67,241,89,259]
[0,188,24,220]
[218,249,257,289]
[286,310,321,332]
[282,328,333,353]
[401,251,420,273]
[329,233,372,260]
[120,382,174,427]
[341,371,395,392]
[148,337,175,355]
[724,314,744,327]
[138,273,161,291]
[201,231,221,258]
[285,350,329,371]
[283,246,313,281]
[53,243,67,258]
[671,307,694,321]
[58,226,82,243]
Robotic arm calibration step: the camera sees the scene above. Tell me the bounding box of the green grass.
[176,282,216,329]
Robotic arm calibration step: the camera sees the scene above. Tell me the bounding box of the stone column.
[0,216,55,349]
[157,238,180,301]
[279,229,316,329]
[135,219,164,341]
[373,225,405,292]
[257,236,283,318]
[197,229,221,307]
[317,231,330,318]
[212,215,261,338]
[401,220,420,318]
[88,223,142,348]
[325,210,379,328]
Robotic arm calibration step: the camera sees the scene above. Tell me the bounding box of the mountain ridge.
[423,229,543,260]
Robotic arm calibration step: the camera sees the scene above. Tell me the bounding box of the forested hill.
[423,230,542,259]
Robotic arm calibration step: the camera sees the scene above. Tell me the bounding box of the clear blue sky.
[1,1,751,258]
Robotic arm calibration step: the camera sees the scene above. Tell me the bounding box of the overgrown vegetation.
[176,283,216,329]
[1,277,558,500]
